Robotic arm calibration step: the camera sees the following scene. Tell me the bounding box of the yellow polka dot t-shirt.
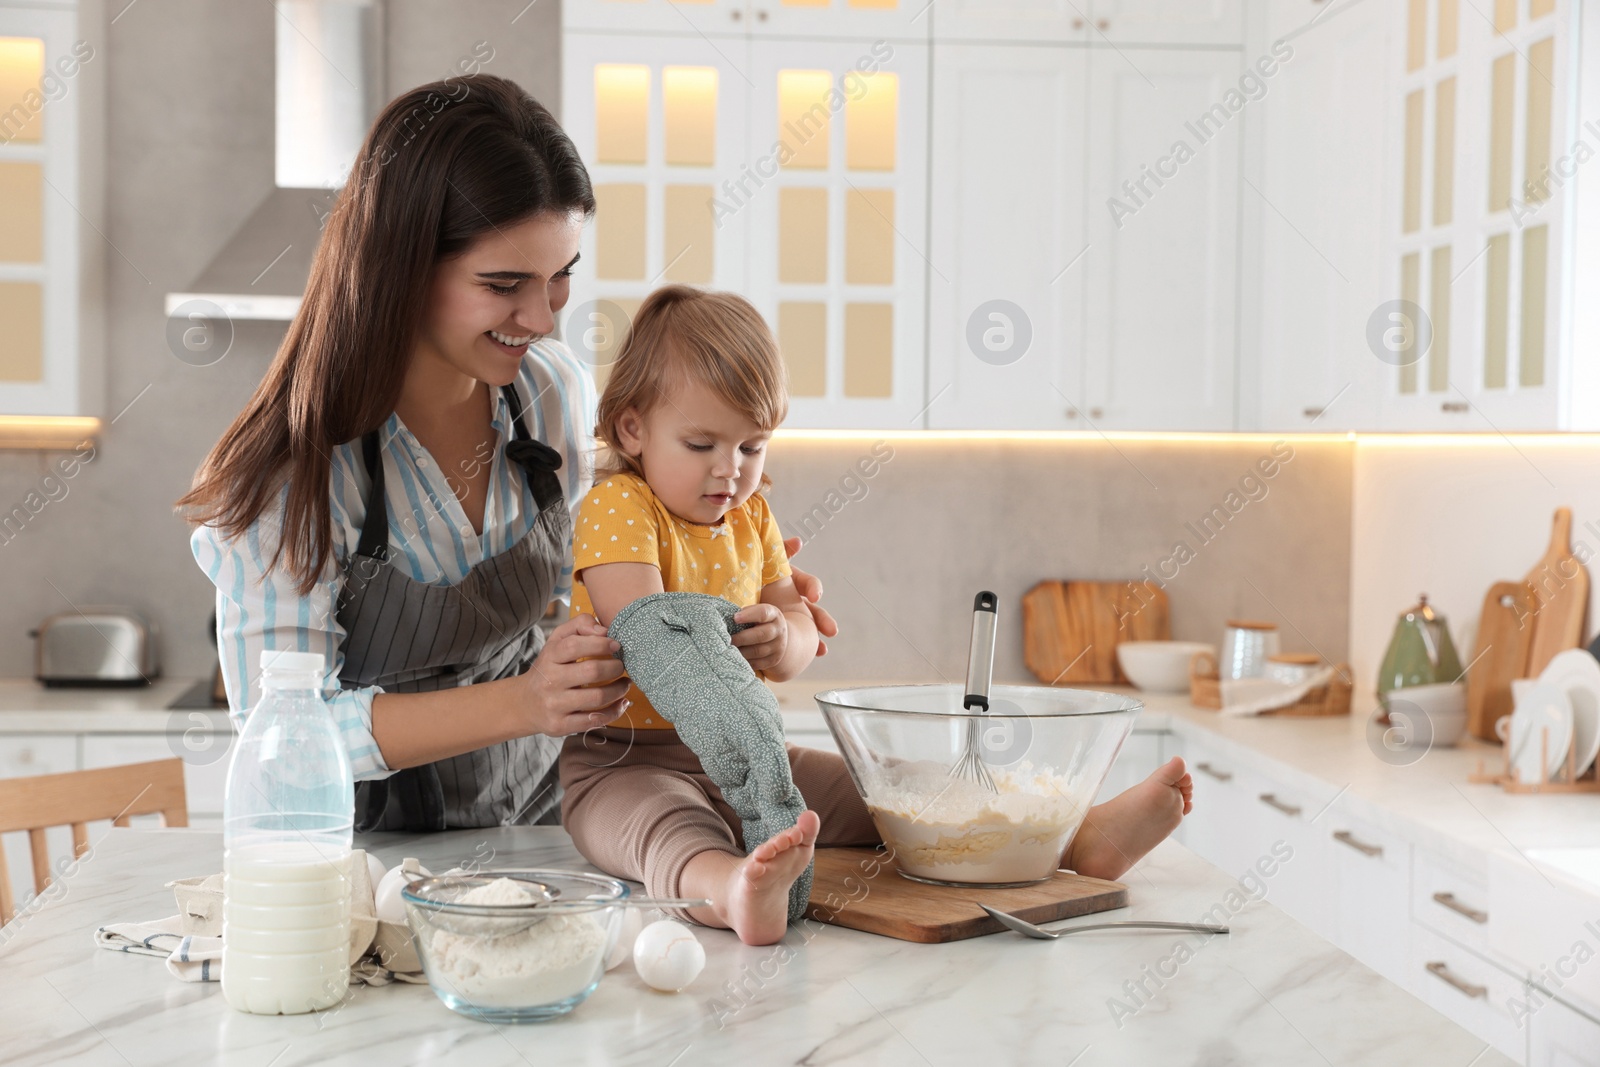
[570,472,792,730]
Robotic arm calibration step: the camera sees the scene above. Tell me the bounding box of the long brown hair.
[179,75,595,594]
[594,285,788,492]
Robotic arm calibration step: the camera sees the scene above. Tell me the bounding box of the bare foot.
[716,810,820,946]
[1063,756,1193,881]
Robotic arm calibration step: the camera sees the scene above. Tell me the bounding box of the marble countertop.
[0,826,1509,1067]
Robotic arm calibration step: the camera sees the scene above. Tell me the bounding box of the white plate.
[1507,682,1574,784]
[1538,649,1600,778]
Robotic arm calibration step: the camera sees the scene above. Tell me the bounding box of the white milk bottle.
[222,650,354,1014]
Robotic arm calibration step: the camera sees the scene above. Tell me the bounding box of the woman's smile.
[486,329,535,356]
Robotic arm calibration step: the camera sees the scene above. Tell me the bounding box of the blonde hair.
[594,285,788,489]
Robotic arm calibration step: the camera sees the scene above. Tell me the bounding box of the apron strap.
[354,383,542,561]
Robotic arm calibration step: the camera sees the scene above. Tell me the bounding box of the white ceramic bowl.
[1116,641,1216,693]
[1385,682,1468,748]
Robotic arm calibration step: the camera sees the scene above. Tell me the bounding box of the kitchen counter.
[0,826,1510,1066]
[769,680,1600,874]
[0,677,224,734]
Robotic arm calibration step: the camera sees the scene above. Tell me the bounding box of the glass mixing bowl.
[402,869,627,1023]
[815,684,1141,887]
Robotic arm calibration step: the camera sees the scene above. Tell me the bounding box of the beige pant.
[559,727,880,914]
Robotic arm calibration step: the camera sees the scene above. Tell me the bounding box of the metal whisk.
[950,591,999,794]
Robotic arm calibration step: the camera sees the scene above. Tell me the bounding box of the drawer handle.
[1425,960,1487,1000]
[1333,830,1383,857]
[1259,793,1301,817]
[1431,891,1488,924]
[1196,762,1232,782]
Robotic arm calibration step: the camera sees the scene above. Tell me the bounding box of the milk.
[222,841,351,1015]
[221,650,355,1015]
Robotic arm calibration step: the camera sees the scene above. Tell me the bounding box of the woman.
[181,74,834,832]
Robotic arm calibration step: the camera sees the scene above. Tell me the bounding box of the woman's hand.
[784,537,838,657]
[513,613,630,737]
[731,603,789,673]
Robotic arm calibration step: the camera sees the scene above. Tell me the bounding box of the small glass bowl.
[402,868,627,1023]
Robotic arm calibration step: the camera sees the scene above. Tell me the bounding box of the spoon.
[978,903,1229,940]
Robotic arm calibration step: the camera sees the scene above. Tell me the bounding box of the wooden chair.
[0,757,188,924]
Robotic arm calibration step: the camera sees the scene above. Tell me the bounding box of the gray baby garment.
[607,591,813,921]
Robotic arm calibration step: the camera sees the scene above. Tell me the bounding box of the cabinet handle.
[1258,793,1302,817]
[1431,891,1487,924]
[1440,401,1470,413]
[756,8,767,20]
[1196,761,1232,782]
[1425,961,1487,1000]
[1302,406,1324,419]
[1073,17,1085,28]
[1065,407,1079,419]
[731,8,742,19]
[1096,18,1109,30]
[1089,407,1104,418]
[1332,830,1383,857]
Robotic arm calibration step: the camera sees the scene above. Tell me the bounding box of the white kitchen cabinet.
[561,0,749,38]
[1236,764,1337,940]
[928,44,1240,431]
[1170,733,1264,882]
[742,37,929,429]
[931,0,1240,47]
[1410,921,1530,1063]
[1527,994,1600,1067]
[562,26,928,428]
[1097,730,1163,802]
[0,0,105,420]
[81,732,230,817]
[1082,47,1241,431]
[1326,806,1410,980]
[924,43,1088,430]
[1378,0,1572,431]
[1093,0,1243,48]
[1250,0,1390,432]
[561,30,754,387]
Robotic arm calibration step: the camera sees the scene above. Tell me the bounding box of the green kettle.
[1377,593,1463,708]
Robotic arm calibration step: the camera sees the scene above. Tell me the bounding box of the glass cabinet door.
[0,9,72,416]
[741,37,928,428]
[561,33,753,389]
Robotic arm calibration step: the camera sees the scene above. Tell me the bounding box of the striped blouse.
[191,340,598,782]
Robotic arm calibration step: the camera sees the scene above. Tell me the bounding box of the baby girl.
[559,284,1194,946]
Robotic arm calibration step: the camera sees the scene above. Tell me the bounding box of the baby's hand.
[731,603,788,673]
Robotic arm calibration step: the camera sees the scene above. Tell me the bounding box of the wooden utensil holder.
[1188,651,1352,717]
[1468,724,1600,793]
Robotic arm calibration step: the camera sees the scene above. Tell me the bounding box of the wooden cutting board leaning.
[1022,580,1170,684]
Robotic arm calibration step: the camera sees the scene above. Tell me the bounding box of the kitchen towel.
[93,917,425,986]
[1219,665,1338,716]
[607,591,812,921]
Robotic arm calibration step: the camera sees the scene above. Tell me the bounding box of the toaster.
[32,608,160,686]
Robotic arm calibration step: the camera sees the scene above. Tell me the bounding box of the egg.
[374,859,431,926]
[632,920,705,992]
[364,852,387,895]
[606,906,645,971]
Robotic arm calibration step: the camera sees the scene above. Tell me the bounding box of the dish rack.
[1467,725,1600,793]
[1188,651,1353,717]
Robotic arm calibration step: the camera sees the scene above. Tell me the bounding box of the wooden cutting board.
[1022,580,1170,684]
[1522,507,1589,678]
[804,847,1127,943]
[1466,580,1535,742]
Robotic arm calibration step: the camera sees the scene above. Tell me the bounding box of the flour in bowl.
[425,878,609,1008]
[864,761,1092,884]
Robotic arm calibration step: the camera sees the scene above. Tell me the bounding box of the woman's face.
[416,209,585,388]
[617,379,771,526]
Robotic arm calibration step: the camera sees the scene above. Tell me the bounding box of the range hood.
[165,0,382,322]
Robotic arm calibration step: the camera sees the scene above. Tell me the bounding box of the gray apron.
[337,383,573,832]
